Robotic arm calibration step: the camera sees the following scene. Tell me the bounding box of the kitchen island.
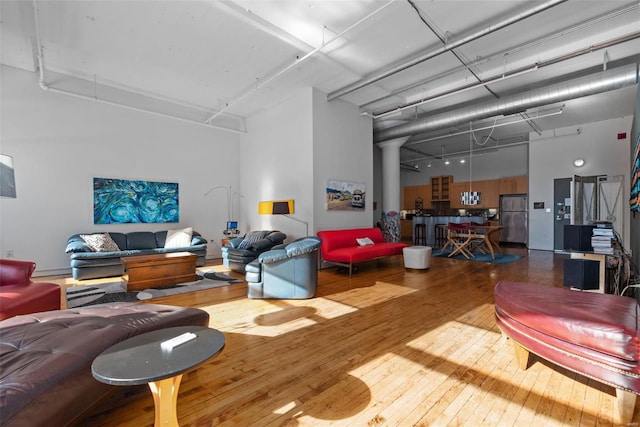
[412,216,484,247]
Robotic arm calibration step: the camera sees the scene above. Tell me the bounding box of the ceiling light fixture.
[405,107,564,147]
[574,158,585,167]
[441,145,450,165]
[460,158,465,164]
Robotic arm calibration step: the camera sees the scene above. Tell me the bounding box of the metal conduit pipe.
[31,0,246,134]
[204,0,394,124]
[373,63,640,143]
[327,0,568,101]
[360,2,639,111]
[370,31,640,120]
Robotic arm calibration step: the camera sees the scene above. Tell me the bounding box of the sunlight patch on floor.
[205,296,359,337]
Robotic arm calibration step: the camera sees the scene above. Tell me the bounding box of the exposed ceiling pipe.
[327,0,568,101]
[374,62,640,143]
[204,0,394,124]
[31,0,246,134]
[402,138,531,165]
[361,2,639,111]
[404,106,564,147]
[368,32,640,120]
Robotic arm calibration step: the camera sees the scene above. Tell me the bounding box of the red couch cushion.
[0,260,35,285]
[0,283,61,321]
[495,281,640,362]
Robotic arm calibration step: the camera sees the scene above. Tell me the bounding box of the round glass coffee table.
[92,326,225,427]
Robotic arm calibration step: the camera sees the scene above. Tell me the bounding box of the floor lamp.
[204,185,242,237]
[258,200,309,236]
[0,154,17,198]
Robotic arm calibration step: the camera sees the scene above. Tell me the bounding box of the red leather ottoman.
[494,281,640,424]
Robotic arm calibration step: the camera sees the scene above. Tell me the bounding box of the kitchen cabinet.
[431,175,453,201]
[403,175,526,210]
[450,180,499,209]
[448,182,466,209]
[479,180,500,208]
[499,176,528,194]
[403,185,431,210]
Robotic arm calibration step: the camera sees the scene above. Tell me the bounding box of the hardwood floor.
[54,248,636,426]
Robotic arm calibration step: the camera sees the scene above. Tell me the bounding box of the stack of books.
[591,223,615,254]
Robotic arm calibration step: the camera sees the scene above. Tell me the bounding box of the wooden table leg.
[488,229,502,255]
[148,374,183,427]
[483,235,495,259]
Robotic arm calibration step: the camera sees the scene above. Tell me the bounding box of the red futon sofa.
[0,259,61,320]
[317,227,408,276]
[495,281,640,424]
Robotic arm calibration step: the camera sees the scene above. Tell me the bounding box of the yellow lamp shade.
[258,200,294,215]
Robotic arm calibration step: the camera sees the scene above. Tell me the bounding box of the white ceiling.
[2,0,639,166]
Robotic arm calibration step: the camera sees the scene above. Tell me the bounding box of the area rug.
[433,249,522,264]
[66,271,242,309]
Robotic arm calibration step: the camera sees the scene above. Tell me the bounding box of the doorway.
[553,178,571,251]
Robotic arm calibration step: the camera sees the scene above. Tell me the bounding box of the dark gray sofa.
[65,230,207,280]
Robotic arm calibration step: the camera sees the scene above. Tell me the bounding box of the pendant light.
[442,145,450,165]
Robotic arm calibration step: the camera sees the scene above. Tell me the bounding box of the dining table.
[468,223,504,259]
[438,223,504,259]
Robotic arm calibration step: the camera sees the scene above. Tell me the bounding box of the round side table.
[92,326,225,427]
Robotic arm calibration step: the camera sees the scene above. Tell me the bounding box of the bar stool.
[434,224,446,248]
[414,223,426,245]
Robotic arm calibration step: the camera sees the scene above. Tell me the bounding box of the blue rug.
[433,249,522,264]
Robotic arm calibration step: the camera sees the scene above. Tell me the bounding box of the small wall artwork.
[631,132,640,212]
[93,177,179,224]
[326,179,366,211]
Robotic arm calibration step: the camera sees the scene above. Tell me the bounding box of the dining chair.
[444,222,474,258]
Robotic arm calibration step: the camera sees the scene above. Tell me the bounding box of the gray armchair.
[245,237,321,299]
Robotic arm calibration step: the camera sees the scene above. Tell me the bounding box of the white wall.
[312,88,374,232]
[529,117,632,250]
[239,87,373,239]
[240,88,314,240]
[0,65,241,274]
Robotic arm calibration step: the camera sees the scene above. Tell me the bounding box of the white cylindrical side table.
[403,246,432,269]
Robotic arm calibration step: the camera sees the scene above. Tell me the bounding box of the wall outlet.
[6,249,13,258]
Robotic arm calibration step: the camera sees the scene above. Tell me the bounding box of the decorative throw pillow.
[164,227,193,248]
[356,237,375,246]
[238,230,268,249]
[80,233,121,252]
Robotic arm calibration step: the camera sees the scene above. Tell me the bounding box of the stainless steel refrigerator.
[500,194,528,245]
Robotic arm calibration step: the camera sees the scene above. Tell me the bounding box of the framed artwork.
[326,179,366,211]
[93,177,179,224]
[630,132,640,212]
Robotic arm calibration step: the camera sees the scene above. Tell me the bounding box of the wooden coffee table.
[121,252,198,291]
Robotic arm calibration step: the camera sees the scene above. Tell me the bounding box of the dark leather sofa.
[221,230,286,273]
[494,281,640,424]
[0,302,210,426]
[66,230,208,280]
[0,259,61,320]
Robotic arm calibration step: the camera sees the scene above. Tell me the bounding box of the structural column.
[376,136,410,214]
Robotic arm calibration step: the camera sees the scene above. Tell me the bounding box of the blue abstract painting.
[93,178,179,224]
